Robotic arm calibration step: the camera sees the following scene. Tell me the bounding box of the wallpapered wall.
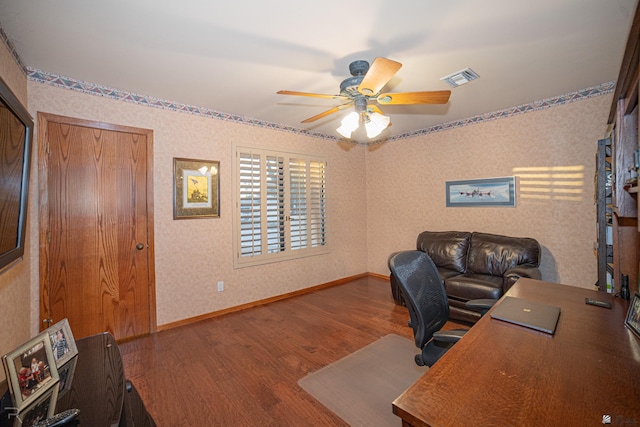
[27,82,370,329]
[366,94,610,288]
[0,35,612,356]
[0,40,30,382]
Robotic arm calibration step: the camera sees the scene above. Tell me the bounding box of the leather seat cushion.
[437,267,462,281]
[445,273,503,300]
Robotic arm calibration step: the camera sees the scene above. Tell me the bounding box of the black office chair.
[389,250,495,367]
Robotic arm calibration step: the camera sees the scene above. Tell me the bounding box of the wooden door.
[38,113,156,341]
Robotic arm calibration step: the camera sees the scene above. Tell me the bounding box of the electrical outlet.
[217,281,224,292]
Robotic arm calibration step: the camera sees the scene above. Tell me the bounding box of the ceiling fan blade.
[277,90,348,100]
[301,101,354,123]
[358,57,402,96]
[376,90,451,105]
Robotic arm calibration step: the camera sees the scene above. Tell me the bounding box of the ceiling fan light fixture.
[277,57,452,138]
[440,68,479,88]
[336,111,360,138]
[364,112,390,138]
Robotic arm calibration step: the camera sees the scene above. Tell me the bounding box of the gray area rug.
[298,334,428,427]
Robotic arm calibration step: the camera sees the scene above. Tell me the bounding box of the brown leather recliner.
[389,231,542,323]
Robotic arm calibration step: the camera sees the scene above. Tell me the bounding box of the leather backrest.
[467,232,541,276]
[416,231,471,274]
[389,251,449,349]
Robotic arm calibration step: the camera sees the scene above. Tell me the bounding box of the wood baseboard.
[157,272,389,333]
[368,272,389,280]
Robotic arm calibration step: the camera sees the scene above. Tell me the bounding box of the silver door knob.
[136,243,145,250]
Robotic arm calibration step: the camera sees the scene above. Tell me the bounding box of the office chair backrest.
[389,251,450,349]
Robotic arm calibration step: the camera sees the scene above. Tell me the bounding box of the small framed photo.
[44,319,77,368]
[625,292,640,339]
[173,157,220,219]
[1,333,59,412]
[446,176,516,207]
[56,354,78,398]
[11,383,58,427]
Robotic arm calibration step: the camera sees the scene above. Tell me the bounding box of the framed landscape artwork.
[173,157,220,219]
[446,176,516,207]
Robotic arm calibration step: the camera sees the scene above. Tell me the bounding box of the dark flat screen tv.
[0,76,33,273]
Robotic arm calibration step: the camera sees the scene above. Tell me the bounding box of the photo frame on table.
[173,157,220,219]
[55,354,78,399]
[446,176,516,207]
[1,333,59,412]
[44,318,77,368]
[625,292,640,339]
[11,383,58,427]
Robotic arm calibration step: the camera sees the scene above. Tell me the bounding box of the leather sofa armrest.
[503,266,542,291]
[432,329,467,343]
[465,299,497,316]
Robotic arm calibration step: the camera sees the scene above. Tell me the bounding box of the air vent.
[440,68,479,88]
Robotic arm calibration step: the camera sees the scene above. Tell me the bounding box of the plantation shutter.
[289,158,308,251]
[234,147,327,267]
[266,155,285,254]
[309,160,326,247]
[238,152,262,257]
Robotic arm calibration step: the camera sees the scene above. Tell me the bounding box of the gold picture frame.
[173,157,220,219]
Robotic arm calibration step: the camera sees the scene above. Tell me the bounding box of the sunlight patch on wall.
[513,165,585,201]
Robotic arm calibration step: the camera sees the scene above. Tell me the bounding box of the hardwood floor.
[119,276,463,426]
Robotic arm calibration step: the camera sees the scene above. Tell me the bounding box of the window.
[233,146,327,267]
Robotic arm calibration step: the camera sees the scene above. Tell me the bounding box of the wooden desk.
[392,278,640,427]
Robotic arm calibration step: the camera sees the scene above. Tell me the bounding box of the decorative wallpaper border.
[380,81,615,145]
[0,24,28,75]
[0,20,618,146]
[27,67,614,146]
[25,67,339,142]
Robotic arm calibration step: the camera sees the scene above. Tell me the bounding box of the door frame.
[37,112,157,336]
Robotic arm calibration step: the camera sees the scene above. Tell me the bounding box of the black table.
[1,332,154,426]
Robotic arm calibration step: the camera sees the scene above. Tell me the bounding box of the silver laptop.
[490,296,561,334]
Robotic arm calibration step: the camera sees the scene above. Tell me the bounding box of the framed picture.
[44,318,77,367]
[10,383,58,427]
[625,292,640,339]
[1,333,59,412]
[446,176,516,207]
[56,354,78,398]
[173,157,220,219]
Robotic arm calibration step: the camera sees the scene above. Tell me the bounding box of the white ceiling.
[0,0,637,143]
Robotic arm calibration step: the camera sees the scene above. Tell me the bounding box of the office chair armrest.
[432,329,466,343]
[465,299,497,316]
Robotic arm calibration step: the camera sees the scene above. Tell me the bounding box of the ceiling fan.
[277,57,451,139]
